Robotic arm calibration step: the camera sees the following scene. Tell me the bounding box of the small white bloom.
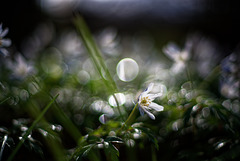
[0,23,11,57]
[163,40,192,74]
[7,54,34,79]
[163,39,192,62]
[138,83,164,120]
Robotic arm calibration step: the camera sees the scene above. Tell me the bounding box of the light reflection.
[57,88,73,104]
[28,82,40,95]
[167,92,178,104]
[232,100,240,113]
[109,131,116,136]
[91,100,114,116]
[172,119,183,131]
[99,114,108,124]
[126,139,135,147]
[133,129,142,139]
[83,58,100,80]
[222,99,240,114]
[216,142,225,150]
[116,58,139,82]
[19,89,29,101]
[202,107,210,118]
[73,96,83,108]
[108,93,126,107]
[220,53,239,99]
[77,70,90,85]
[51,124,63,132]
[39,128,48,137]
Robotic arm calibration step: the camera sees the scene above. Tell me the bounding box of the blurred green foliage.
[0,15,240,161]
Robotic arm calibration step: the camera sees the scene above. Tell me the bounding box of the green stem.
[73,15,124,120]
[125,103,139,126]
[117,103,139,135]
[113,94,124,121]
[0,97,10,104]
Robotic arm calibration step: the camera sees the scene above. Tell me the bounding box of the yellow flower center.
[140,96,150,106]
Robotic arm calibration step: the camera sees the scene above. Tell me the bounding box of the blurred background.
[1,1,240,161]
[0,0,240,56]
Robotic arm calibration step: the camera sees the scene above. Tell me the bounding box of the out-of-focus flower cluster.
[1,21,240,161]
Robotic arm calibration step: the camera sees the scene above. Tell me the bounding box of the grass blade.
[0,97,10,105]
[73,15,124,120]
[7,94,59,161]
[0,135,8,161]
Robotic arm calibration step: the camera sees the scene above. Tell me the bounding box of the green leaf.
[105,136,123,143]
[72,144,95,161]
[73,15,124,120]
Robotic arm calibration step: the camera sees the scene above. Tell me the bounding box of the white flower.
[163,40,192,74]
[138,83,164,120]
[7,54,34,79]
[163,42,190,63]
[0,23,11,57]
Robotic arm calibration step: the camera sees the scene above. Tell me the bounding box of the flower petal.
[0,48,8,57]
[145,110,155,120]
[147,93,162,101]
[0,28,9,37]
[1,39,11,47]
[138,106,145,116]
[141,106,155,120]
[144,83,154,93]
[149,102,164,111]
[163,42,181,61]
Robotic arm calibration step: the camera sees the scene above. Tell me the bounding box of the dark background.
[1,0,240,56]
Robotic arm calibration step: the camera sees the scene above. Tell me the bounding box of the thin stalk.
[0,135,8,161]
[0,97,10,104]
[31,76,82,142]
[73,15,124,120]
[112,94,124,121]
[125,103,138,126]
[117,103,139,134]
[27,100,67,161]
[7,94,59,161]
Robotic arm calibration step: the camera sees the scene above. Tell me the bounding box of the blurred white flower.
[97,27,120,56]
[8,54,34,79]
[220,53,239,99]
[58,31,83,57]
[138,83,164,120]
[0,23,11,57]
[163,40,192,73]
